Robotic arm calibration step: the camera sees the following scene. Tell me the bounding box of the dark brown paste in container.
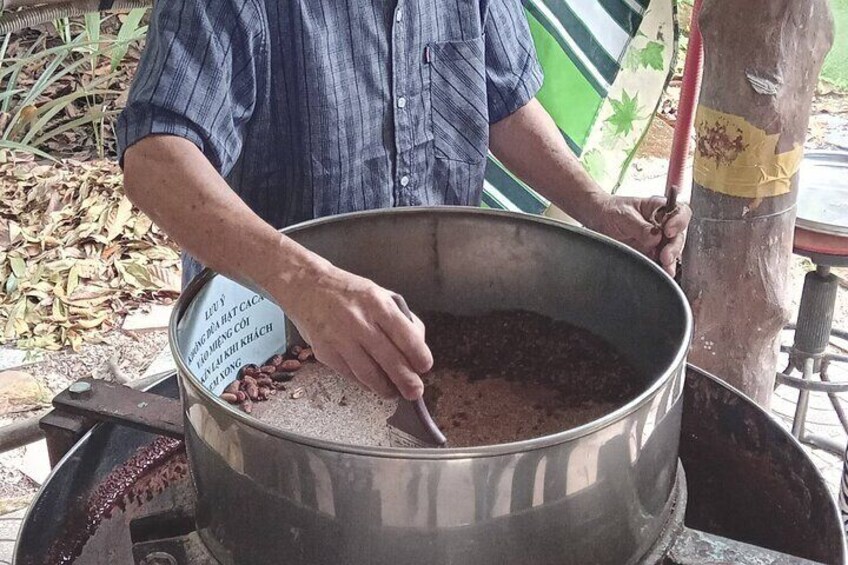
[420,311,645,447]
[250,310,646,448]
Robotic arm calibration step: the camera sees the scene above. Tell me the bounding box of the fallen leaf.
[105,196,133,241]
[0,154,181,350]
[7,221,22,245]
[101,243,120,261]
[67,330,82,351]
[5,274,18,295]
[52,299,67,321]
[74,313,109,329]
[0,218,9,248]
[66,263,80,295]
[9,256,26,278]
[19,105,37,125]
[134,214,153,238]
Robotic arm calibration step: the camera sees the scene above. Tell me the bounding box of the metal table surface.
[797,151,848,238]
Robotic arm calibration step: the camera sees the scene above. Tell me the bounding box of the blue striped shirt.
[117,0,544,284]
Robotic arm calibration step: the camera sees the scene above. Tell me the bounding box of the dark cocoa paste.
[420,310,645,447]
[252,310,645,448]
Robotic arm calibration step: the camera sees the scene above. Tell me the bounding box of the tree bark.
[681,0,833,407]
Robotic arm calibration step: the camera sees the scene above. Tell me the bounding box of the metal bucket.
[171,207,692,565]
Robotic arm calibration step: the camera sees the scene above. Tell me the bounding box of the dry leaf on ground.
[0,151,181,351]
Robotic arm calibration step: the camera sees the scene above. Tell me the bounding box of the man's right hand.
[279,264,433,400]
[123,136,431,401]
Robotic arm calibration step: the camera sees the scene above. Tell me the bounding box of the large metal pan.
[172,207,692,565]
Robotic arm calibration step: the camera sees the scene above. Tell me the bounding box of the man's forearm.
[122,135,327,304]
[488,98,607,228]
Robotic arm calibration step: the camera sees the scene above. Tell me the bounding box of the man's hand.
[124,136,431,401]
[281,265,433,401]
[588,196,691,277]
[490,98,692,276]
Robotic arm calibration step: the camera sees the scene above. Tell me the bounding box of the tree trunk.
[681,0,833,407]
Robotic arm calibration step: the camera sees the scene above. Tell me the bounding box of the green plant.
[0,9,148,159]
[111,10,147,70]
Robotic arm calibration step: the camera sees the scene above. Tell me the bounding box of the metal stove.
[12,366,846,565]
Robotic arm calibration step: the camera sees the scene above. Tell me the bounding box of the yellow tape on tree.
[693,105,803,198]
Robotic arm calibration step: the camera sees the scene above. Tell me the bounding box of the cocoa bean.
[224,381,240,396]
[297,348,314,362]
[220,392,238,404]
[239,364,258,379]
[242,375,258,387]
[256,375,274,386]
[290,345,303,356]
[280,359,302,372]
[259,365,276,374]
[246,383,260,401]
[241,399,253,414]
[270,371,294,382]
[267,354,285,367]
[258,386,271,400]
[236,391,247,402]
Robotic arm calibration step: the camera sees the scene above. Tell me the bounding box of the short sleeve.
[484,0,544,124]
[116,0,265,176]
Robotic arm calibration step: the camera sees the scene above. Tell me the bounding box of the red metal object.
[794,227,848,258]
[666,0,705,205]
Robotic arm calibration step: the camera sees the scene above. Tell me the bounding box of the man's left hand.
[588,196,692,277]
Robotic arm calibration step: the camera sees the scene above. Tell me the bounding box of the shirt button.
[397,97,407,109]
[400,175,410,187]
[395,10,403,22]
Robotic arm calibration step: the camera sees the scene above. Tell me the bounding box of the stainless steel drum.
[172,208,692,565]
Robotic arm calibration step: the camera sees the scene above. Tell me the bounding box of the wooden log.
[681,0,834,406]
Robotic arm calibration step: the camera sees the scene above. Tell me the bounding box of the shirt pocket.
[428,36,489,164]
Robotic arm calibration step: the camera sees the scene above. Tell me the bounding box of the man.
[119,0,690,403]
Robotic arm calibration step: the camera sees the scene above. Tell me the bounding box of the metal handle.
[390,293,447,447]
[52,378,184,439]
[391,293,414,322]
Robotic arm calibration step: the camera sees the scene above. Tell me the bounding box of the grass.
[821,0,848,91]
[0,10,147,159]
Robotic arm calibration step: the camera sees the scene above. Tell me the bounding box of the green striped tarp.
[484,0,676,215]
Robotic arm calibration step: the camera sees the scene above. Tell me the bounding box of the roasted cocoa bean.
[241,399,253,414]
[224,381,240,396]
[239,364,258,379]
[236,391,247,402]
[256,376,274,388]
[267,354,285,367]
[297,348,314,362]
[258,386,271,400]
[259,365,276,374]
[270,371,294,382]
[280,359,302,372]
[243,376,259,399]
[220,392,238,404]
[290,345,303,356]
